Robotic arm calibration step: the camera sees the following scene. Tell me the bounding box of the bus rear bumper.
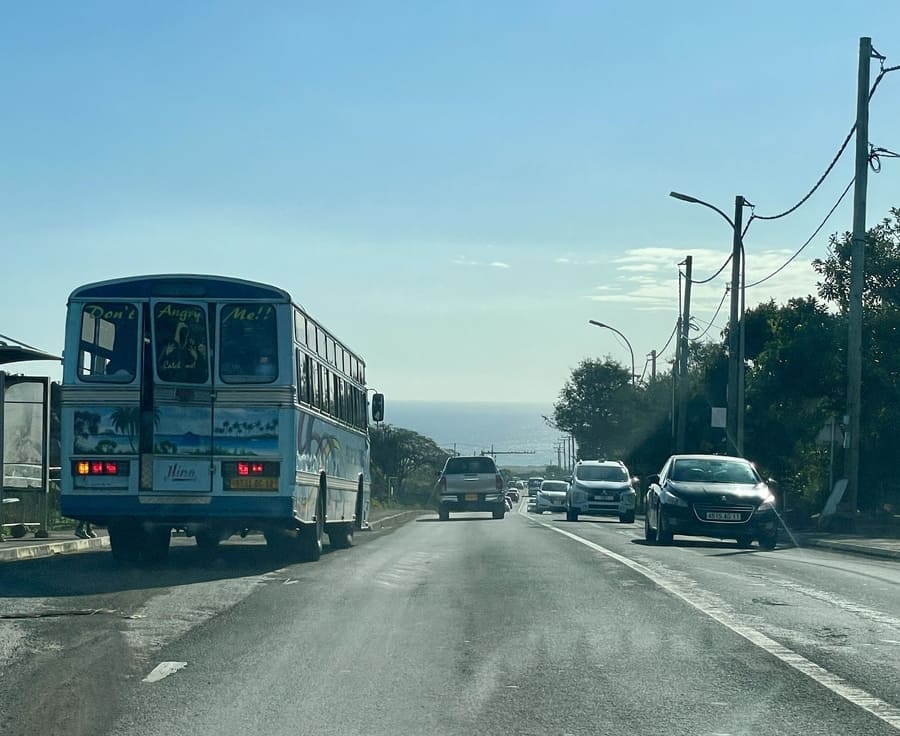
[61,493,294,527]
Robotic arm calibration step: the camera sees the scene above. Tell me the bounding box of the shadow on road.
[0,539,329,599]
[629,537,779,553]
[416,516,499,523]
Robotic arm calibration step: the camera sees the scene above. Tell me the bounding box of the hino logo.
[164,463,197,482]
[721,495,729,503]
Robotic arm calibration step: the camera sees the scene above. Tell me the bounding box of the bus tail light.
[438,476,446,493]
[495,474,504,491]
[73,460,129,476]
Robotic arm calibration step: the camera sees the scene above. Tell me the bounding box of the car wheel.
[758,532,777,550]
[657,509,673,545]
[644,511,657,543]
[619,512,635,524]
[566,508,578,522]
[438,506,449,521]
[736,536,753,549]
[492,506,506,520]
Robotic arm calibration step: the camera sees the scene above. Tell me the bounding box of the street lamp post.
[588,320,635,386]
[669,191,752,456]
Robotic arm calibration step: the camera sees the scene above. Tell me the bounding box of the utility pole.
[727,196,745,456]
[649,350,657,382]
[676,256,693,452]
[845,36,873,516]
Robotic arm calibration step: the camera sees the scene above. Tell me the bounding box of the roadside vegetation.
[552,208,900,521]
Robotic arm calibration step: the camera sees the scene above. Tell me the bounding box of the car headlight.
[660,487,688,507]
[757,493,777,512]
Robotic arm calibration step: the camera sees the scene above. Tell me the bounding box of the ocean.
[385,401,563,468]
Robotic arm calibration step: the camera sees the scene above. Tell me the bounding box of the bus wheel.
[298,495,324,562]
[328,523,354,550]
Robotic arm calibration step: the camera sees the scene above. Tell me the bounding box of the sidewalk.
[0,508,426,563]
[793,531,900,561]
[0,529,109,562]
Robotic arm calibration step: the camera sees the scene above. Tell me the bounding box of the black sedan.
[644,454,778,549]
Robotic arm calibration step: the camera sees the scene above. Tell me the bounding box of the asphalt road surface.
[3,505,900,736]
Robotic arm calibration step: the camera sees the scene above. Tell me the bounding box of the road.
[2,504,900,735]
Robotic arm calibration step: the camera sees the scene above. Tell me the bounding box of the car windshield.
[670,459,760,484]
[444,457,496,475]
[575,465,629,482]
[541,481,568,492]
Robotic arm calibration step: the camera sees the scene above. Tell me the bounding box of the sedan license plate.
[706,511,741,521]
[595,495,614,501]
[465,493,478,501]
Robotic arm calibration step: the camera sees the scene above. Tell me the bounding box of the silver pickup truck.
[436,455,507,521]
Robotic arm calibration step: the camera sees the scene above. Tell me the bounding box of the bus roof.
[68,274,292,303]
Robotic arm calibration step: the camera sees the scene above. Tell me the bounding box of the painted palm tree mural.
[296,412,361,477]
[110,407,140,452]
[73,407,158,454]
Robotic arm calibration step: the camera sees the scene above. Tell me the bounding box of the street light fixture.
[668,191,752,456]
[588,320,635,386]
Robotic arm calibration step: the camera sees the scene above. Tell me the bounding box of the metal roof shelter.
[0,336,61,365]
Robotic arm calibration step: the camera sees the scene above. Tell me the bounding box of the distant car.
[436,455,507,521]
[506,488,520,503]
[516,480,527,493]
[566,459,636,523]
[527,477,544,496]
[534,479,569,513]
[644,454,778,549]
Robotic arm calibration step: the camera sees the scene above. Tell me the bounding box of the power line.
[654,322,679,358]
[752,61,898,223]
[745,177,855,289]
[682,253,733,285]
[691,288,730,340]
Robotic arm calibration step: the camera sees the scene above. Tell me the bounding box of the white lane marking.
[522,509,900,731]
[143,661,187,683]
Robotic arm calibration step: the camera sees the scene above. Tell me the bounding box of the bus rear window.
[77,302,139,382]
[154,302,209,383]
[220,304,278,383]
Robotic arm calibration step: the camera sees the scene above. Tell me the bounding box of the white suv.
[566,460,636,523]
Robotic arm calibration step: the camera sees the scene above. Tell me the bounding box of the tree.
[369,425,450,504]
[552,358,640,459]
[813,208,900,312]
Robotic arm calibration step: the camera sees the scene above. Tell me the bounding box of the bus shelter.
[0,340,60,539]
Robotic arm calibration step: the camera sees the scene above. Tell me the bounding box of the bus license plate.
[228,478,278,490]
[706,511,741,521]
[465,493,478,501]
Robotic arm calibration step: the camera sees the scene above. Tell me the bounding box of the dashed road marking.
[143,661,187,683]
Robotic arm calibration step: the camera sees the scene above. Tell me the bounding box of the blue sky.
[2,2,899,403]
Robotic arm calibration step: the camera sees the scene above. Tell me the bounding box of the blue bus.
[59,274,384,564]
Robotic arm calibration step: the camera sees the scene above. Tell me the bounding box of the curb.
[366,510,423,531]
[0,535,109,563]
[799,537,900,561]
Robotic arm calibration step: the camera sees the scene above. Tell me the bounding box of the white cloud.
[451,257,511,269]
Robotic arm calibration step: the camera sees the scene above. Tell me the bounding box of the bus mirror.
[371,393,385,423]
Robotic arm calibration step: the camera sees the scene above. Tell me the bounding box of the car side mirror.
[647,474,660,485]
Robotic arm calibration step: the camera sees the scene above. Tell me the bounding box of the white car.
[566,459,636,523]
[534,479,569,513]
